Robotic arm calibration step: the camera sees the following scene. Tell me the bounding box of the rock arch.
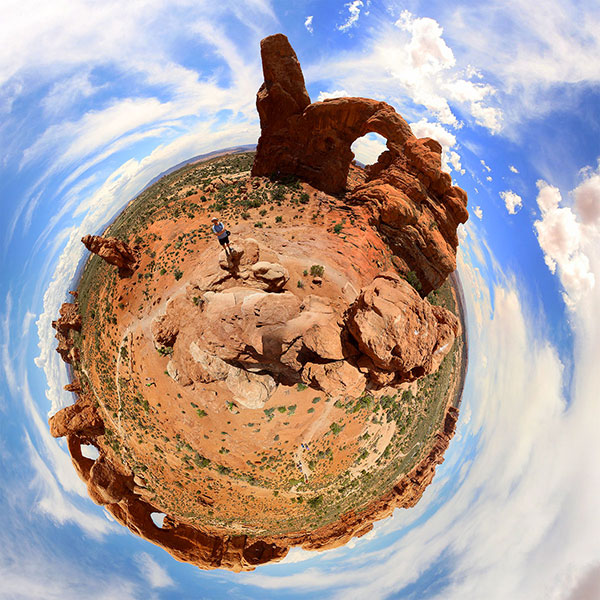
[251,33,468,295]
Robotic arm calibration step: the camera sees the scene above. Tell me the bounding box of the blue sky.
[1,1,600,598]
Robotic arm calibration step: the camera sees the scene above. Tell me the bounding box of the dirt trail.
[293,398,337,480]
[114,289,185,438]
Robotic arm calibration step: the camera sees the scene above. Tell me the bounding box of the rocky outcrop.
[54,430,289,571]
[251,33,468,294]
[81,234,137,277]
[50,385,457,571]
[52,301,81,364]
[49,397,104,438]
[152,240,457,402]
[347,272,459,381]
[64,380,82,393]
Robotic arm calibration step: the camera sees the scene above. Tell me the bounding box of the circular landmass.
[51,149,466,571]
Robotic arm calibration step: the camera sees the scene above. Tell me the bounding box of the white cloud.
[574,161,600,227]
[135,553,174,589]
[304,15,314,34]
[534,171,598,307]
[40,72,100,117]
[509,165,519,173]
[440,0,600,128]
[500,190,522,214]
[486,175,492,182]
[338,1,364,33]
[317,89,349,102]
[480,159,491,172]
[473,206,483,219]
[307,11,502,133]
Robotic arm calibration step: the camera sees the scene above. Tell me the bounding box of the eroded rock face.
[347,272,459,381]
[52,301,82,364]
[252,33,468,294]
[81,234,137,276]
[49,397,104,439]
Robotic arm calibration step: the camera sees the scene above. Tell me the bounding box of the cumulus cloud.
[317,89,349,102]
[500,190,523,214]
[574,161,600,227]
[135,553,174,589]
[509,165,519,173]
[307,10,502,133]
[338,1,364,33]
[304,15,314,34]
[534,170,599,307]
[480,159,491,172]
[473,206,483,219]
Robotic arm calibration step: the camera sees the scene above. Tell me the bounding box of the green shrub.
[402,270,422,292]
[310,264,324,277]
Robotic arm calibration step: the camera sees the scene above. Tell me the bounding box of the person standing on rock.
[211,217,233,255]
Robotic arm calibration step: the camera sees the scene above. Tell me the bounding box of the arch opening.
[80,444,99,460]
[350,132,388,168]
[151,512,167,528]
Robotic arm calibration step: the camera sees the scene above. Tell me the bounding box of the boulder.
[347,272,459,381]
[251,261,289,291]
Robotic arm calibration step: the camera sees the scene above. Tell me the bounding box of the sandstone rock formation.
[48,417,289,571]
[81,234,137,276]
[150,239,457,404]
[252,33,468,294]
[347,272,459,381]
[48,397,104,438]
[52,301,81,364]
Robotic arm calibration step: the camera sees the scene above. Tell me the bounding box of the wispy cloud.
[338,1,365,33]
[304,15,314,34]
[135,553,175,589]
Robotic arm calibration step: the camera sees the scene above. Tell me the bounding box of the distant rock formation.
[81,234,137,276]
[48,414,288,571]
[251,33,468,294]
[52,301,81,364]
